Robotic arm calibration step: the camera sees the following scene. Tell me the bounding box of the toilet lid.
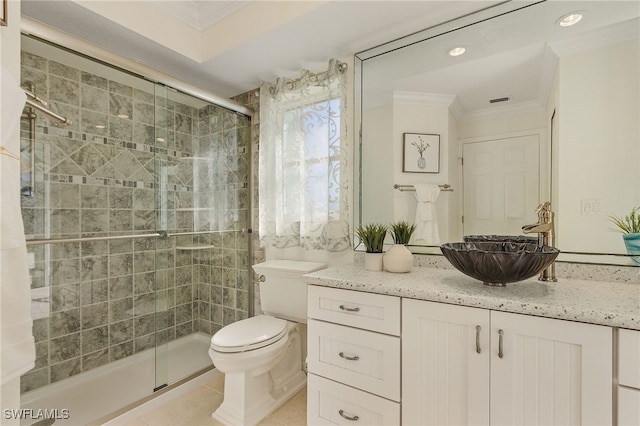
[211,315,288,353]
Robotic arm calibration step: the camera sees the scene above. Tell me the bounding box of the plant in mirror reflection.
[389,221,416,245]
[608,206,640,234]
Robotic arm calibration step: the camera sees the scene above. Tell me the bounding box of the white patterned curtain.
[259,59,350,252]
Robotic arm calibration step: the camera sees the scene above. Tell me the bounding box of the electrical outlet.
[581,199,601,216]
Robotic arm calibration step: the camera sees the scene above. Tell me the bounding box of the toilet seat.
[211,315,288,353]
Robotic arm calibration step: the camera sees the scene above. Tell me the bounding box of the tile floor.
[121,374,307,426]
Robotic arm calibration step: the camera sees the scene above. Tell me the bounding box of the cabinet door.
[618,386,640,426]
[402,299,490,426]
[490,311,612,426]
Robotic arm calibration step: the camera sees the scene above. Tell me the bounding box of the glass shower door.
[19,32,253,423]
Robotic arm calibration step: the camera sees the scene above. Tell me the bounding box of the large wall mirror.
[355,0,639,265]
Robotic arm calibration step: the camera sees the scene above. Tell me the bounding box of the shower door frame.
[20,18,255,396]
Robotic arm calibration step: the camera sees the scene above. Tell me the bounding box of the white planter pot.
[383,244,413,273]
[364,252,384,271]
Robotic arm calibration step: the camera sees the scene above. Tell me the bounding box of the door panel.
[463,135,540,235]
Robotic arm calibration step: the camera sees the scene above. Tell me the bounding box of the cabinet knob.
[339,409,360,421]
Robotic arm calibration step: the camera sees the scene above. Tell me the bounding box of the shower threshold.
[20,333,212,426]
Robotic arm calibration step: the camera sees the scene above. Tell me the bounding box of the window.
[258,60,350,252]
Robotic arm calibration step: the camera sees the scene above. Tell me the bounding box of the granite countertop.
[304,264,640,330]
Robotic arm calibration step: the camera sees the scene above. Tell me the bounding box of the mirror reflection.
[357,1,639,260]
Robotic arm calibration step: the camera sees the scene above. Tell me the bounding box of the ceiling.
[360,1,640,120]
[20,0,502,98]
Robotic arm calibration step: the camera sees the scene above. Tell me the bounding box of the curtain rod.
[268,60,348,93]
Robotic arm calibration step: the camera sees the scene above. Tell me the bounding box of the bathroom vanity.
[304,265,640,425]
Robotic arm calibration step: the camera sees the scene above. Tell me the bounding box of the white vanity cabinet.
[618,328,640,425]
[402,299,491,425]
[403,299,613,426]
[306,285,401,425]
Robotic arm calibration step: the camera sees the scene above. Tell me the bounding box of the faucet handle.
[535,201,551,213]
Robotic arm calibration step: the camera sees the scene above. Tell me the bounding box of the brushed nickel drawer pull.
[339,352,360,361]
[476,325,482,354]
[339,304,360,312]
[339,410,360,421]
[498,329,505,359]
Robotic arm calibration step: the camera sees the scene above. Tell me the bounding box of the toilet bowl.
[208,260,326,426]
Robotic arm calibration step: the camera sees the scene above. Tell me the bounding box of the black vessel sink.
[440,242,559,286]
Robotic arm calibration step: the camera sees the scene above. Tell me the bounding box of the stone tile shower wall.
[231,89,265,316]
[19,50,250,393]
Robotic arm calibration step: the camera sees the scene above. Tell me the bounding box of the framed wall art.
[403,133,440,173]
[1,0,6,26]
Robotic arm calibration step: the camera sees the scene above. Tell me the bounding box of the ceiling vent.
[490,96,512,104]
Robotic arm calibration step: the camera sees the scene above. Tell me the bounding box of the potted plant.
[356,223,387,271]
[608,206,640,266]
[384,221,416,273]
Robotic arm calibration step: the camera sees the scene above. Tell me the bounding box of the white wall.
[361,104,394,226]
[392,102,452,243]
[458,109,547,140]
[557,39,640,254]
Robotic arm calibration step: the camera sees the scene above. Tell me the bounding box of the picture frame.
[0,0,6,26]
[403,133,440,173]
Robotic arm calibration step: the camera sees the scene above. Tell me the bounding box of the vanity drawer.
[307,373,400,426]
[307,285,400,335]
[307,319,400,401]
[619,328,640,389]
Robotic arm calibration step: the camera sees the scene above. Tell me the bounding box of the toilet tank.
[253,260,326,322]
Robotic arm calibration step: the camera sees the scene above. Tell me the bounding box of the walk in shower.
[18,32,252,424]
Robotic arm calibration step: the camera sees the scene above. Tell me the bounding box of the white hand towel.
[413,184,441,245]
[1,66,36,384]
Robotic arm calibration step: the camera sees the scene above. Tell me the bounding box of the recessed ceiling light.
[156,137,166,143]
[117,114,129,119]
[558,12,583,27]
[448,47,466,57]
[95,124,106,129]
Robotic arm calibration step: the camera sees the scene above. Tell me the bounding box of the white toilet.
[208,260,326,426]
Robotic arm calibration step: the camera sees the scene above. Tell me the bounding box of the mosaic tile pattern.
[19,49,251,393]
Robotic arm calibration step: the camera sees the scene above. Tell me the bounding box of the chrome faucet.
[522,201,557,282]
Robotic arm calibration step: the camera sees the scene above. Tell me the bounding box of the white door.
[490,311,612,426]
[463,135,540,236]
[402,299,490,426]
